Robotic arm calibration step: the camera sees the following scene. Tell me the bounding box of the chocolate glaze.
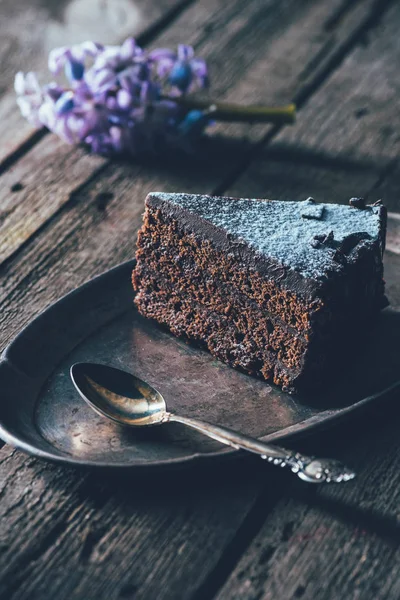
[146,192,386,302]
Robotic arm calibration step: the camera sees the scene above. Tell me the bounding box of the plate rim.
[0,259,399,470]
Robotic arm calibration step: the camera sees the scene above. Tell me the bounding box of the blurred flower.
[166,45,208,94]
[15,38,210,156]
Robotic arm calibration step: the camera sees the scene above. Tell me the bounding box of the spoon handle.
[167,413,355,483]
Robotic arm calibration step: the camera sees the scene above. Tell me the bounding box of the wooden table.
[1,1,399,598]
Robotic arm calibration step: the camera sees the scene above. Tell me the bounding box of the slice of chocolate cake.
[132,193,386,393]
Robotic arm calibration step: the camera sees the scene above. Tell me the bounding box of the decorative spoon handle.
[167,413,355,483]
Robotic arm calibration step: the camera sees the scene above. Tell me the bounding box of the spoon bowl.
[70,363,167,426]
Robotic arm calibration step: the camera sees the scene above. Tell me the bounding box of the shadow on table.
[298,308,400,410]
[297,490,400,547]
[108,134,253,181]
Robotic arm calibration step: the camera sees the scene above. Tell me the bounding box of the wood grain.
[272,0,400,164]
[0,0,191,167]
[246,0,400,213]
[215,395,400,600]
[225,147,381,205]
[2,1,380,598]
[374,166,400,221]
[0,172,399,599]
[0,448,287,600]
[0,1,399,599]
[0,0,386,265]
[1,0,368,422]
[213,6,400,589]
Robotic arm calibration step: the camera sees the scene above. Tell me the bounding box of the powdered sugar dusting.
[152,192,383,280]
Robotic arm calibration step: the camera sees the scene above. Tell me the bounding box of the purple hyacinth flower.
[167,45,209,93]
[85,68,116,95]
[149,48,176,79]
[15,37,210,157]
[14,71,44,126]
[38,101,57,130]
[120,37,139,61]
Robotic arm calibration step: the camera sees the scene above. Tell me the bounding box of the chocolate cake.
[132,193,387,393]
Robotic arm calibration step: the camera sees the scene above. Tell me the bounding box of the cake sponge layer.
[134,283,305,391]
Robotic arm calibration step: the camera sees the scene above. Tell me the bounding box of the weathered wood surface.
[0,0,387,265]
[215,395,400,600]
[1,5,371,597]
[0,0,400,599]
[271,0,400,168]
[0,448,282,600]
[234,0,400,212]
[214,4,400,598]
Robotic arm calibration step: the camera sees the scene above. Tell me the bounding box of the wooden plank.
[220,3,400,576]
[214,395,400,600]
[1,0,371,596]
[0,141,106,265]
[215,6,400,584]
[0,447,287,600]
[1,175,399,600]
[0,0,192,167]
[0,0,386,265]
[0,2,399,600]
[251,0,400,213]
[224,148,381,205]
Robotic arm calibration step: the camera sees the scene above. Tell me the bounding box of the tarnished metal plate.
[0,260,399,469]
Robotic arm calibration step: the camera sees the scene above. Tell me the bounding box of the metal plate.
[0,260,399,469]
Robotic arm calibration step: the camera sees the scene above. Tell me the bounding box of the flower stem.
[170,97,296,124]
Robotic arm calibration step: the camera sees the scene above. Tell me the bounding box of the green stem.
[170,97,296,124]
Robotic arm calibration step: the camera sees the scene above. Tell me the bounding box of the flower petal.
[81,41,104,57]
[14,72,26,95]
[25,71,41,94]
[44,83,64,102]
[117,88,132,109]
[120,37,137,61]
[65,60,85,81]
[55,91,75,115]
[149,48,176,61]
[177,44,194,62]
[190,58,208,81]
[48,47,70,73]
[168,62,192,92]
[38,101,57,129]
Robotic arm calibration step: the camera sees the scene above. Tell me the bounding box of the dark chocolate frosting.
[146,192,386,301]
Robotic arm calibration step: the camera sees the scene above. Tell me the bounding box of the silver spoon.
[70,363,355,484]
